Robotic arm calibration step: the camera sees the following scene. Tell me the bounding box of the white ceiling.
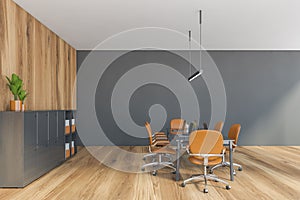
[13,0,300,50]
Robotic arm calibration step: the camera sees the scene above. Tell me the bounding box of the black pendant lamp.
[188,10,203,82]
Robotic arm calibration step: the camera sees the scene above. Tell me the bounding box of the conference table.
[172,134,235,182]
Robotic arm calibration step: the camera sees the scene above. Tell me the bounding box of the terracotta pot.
[10,100,22,111]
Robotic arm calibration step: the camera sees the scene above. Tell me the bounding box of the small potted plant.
[6,73,25,111]
[190,120,199,131]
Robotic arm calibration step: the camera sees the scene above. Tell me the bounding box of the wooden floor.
[0,146,299,200]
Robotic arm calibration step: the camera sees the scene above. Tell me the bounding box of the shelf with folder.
[64,111,77,160]
[65,119,71,135]
[65,143,70,159]
[71,119,76,134]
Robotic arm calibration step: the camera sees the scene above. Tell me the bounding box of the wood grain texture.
[0,146,299,200]
[0,0,76,111]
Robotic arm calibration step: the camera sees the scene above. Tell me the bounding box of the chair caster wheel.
[181,183,186,187]
[142,157,146,161]
[238,167,243,171]
[214,180,219,182]
[226,185,231,190]
[141,168,145,171]
[172,171,176,174]
[203,188,208,193]
[209,170,213,174]
[152,171,157,176]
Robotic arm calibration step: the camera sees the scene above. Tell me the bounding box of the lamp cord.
[189,30,192,78]
[199,10,202,72]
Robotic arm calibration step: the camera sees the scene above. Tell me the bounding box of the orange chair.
[181,130,231,193]
[144,122,168,144]
[170,119,186,135]
[214,121,224,132]
[141,122,176,176]
[210,124,242,174]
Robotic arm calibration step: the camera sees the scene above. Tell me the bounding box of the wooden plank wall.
[0,0,76,111]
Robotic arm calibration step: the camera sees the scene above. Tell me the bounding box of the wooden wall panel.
[64,42,70,110]
[49,30,57,110]
[0,0,76,111]
[70,47,77,110]
[0,0,8,111]
[57,37,67,110]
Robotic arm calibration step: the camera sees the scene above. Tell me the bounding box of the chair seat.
[155,132,166,136]
[151,146,176,154]
[189,156,222,166]
[153,137,169,144]
[152,140,170,147]
[155,135,168,139]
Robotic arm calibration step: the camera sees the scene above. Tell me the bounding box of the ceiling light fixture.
[188,10,203,82]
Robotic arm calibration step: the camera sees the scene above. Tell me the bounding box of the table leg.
[229,140,234,181]
[175,140,180,181]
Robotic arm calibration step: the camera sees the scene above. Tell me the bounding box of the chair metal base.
[181,166,230,193]
[210,162,243,175]
[141,154,176,175]
[143,153,173,161]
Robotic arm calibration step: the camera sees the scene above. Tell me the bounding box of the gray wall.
[77,50,300,146]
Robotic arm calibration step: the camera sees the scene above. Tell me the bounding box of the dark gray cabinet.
[48,112,64,171]
[0,111,66,187]
[37,111,51,175]
[24,112,38,185]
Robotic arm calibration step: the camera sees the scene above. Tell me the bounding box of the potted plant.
[190,120,199,131]
[6,73,25,111]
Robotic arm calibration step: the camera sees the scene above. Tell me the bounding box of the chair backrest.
[189,130,224,155]
[214,121,224,132]
[170,119,186,134]
[145,122,154,145]
[228,124,241,147]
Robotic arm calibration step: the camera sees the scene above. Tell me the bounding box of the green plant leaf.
[11,74,18,83]
[10,85,19,95]
[18,90,28,101]
[15,79,22,88]
[5,76,12,85]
